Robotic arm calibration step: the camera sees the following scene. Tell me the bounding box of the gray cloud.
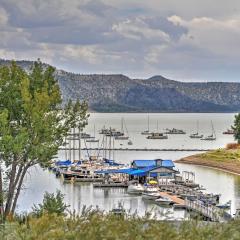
[0,0,240,81]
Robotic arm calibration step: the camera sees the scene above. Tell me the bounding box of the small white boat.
[190,133,203,139]
[127,182,144,194]
[155,197,173,206]
[216,200,231,209]
[201,134,216,141]
[201,121,216,141]
[189,121,203,138]
[142,192,160,200]
[141,115,152,135]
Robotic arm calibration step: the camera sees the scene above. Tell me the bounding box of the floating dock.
[59,147,212,152]
[93,182,128,188]
[159,192,186,209]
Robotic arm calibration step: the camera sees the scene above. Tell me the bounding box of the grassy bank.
[176,148,240,175]
[1,213,240,240]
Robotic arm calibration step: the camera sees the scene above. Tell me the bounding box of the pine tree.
[233,113,240,144]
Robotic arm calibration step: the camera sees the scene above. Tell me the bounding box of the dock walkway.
[185,199,232,222]
[159,192,231,222]
[159,192,185,208]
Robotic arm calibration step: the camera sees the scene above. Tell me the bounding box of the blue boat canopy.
[55,160,72,166]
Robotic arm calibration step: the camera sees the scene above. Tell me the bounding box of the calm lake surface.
[17,113,240,218]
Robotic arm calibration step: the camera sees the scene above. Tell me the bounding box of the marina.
[47,156,233,222]
[17,113,239,221]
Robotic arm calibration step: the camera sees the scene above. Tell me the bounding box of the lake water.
[17,113,240,218]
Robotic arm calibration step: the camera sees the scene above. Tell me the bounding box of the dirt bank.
[175,149,240,175]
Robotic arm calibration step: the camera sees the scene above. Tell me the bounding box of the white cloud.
[0,7,8,26]
[112,17,170,42]
[0,0,240,81]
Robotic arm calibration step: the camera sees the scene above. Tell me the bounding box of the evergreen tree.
[233,113,240,144]
[32,190,68,217]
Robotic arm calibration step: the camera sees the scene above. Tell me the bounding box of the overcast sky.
[0,0,240,81]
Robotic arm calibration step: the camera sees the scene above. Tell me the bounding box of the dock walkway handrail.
[185,199,225,222]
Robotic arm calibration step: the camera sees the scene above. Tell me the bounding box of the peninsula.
[176,148,240,175]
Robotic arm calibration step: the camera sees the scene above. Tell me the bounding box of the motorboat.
[147,132,168,139]
[165,128,186,134]
[216,200,231,209]
[223,129,234,135]
[142,192,161,200]
[127,181,145,194]
[155,196,173,206]
[190,133,203,138]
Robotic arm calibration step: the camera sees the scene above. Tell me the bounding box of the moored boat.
[201,121,216,141]
[165,128,186,134]
[223,129,234,135]
[155,197,173,206]
[142,192,161,200]
[147,132,168,139]
[127,181,144,194]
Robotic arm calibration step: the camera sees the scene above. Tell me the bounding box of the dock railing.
[185,199,226,222]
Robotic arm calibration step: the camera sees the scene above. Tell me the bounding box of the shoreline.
[175,151,240,176]
[175,161,240,176]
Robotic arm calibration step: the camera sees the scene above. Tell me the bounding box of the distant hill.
[1,59,240,112]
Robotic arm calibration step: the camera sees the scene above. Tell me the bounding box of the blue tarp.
[104,158,123,166]
[95,168,135,174]
[55,160,72,166]
[95,166,163,176]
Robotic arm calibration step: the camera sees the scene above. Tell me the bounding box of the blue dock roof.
[132,159,174,168]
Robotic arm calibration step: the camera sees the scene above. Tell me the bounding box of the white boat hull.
[127,184,144,194]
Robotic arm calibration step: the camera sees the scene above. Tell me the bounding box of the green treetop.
[233,113,240,144]
[0,60,88,220]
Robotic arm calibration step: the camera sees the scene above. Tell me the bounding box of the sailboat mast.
[147,115,149,132]
[69,129,72,162]
[73,127,76,161]
[78,126,81,161]
[211,120,216,137]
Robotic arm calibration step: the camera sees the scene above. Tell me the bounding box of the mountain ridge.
[0,59,239,113]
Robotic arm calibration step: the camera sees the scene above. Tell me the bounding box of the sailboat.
[141,115,152,135]
[201,121,216,141]
[86,125,99,143]
[190,121,203,138]
[115,118,129,140]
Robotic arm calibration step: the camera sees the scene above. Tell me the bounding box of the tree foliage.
[1,210,240,240]
[232,113,240,143]
[0,60,89,219]
[32,190,68,217]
